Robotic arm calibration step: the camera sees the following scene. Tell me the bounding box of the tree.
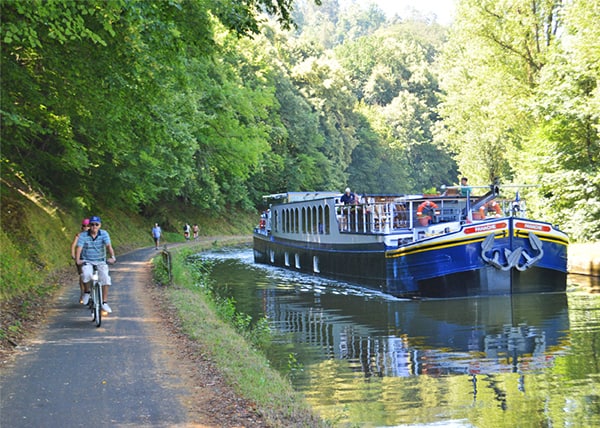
[437,0,598,240]
[520,0,600,241]
[436,0,561,184]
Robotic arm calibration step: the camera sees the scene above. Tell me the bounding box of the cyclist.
[76,215,116,313]
[70,218,90,303]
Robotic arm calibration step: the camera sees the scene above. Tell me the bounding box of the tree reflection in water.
[201,249,600,427]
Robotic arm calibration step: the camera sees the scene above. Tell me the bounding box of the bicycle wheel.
[93,283,102,327]
[89,291,96,320]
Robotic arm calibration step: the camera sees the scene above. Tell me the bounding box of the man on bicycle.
[75,215,116,313]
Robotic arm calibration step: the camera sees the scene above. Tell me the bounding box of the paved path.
[0,247,191,427]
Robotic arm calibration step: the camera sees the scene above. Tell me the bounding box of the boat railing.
[336,195,526,234]
[336,201,416,233]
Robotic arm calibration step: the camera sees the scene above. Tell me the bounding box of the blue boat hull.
[253,218,568,298]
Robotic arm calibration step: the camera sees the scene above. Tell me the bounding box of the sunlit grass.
[154,244,329,428]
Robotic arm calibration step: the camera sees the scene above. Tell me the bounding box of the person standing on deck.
[340,187,357,205]
[459,177,471,196]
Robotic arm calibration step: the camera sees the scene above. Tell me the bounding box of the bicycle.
[83,261,110,327]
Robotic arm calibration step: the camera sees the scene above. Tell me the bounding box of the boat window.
[295,208,299,233]
[325,206,330,234]
[302,207,306,233]
[307,207,312,234]
[312,206,317,234]
[318,206,324,234]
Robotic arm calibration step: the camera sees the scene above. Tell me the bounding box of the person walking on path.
[76,215,116,313]
[152,223,162,249]
[192,224,199,240]
[70,218,90,303]
[183,223,191,240]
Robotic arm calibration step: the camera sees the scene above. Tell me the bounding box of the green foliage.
[1,0,596,241]
[436,0,598,240]
[0,230,38,300]
[151,253,172,286]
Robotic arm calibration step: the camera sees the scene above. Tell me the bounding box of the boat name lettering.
[515,222,551,232]
[464,222,507,234]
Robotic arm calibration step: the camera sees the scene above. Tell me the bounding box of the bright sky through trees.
[372,0,456,25]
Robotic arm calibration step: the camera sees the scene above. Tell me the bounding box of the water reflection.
[200,248,600,427]
[262,290,568,379]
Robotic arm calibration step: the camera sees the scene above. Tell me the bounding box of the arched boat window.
[312,206,317,234]
[318,206,324,234]
[295,208,299,233]
[302,207,306,233]
[325,205,330,234]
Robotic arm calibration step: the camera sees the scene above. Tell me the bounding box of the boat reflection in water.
[204,252,600,426]
[263,291,569,379]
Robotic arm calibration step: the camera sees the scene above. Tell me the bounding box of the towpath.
[0,240,262,427]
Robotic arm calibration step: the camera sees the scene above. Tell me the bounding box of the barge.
[253,186,568,298]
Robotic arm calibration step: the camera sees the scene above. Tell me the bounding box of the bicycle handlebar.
[81,259,116,266]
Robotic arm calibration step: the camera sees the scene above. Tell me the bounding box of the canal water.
[199,246,600,428]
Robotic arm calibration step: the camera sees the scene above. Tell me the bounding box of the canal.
[199,246,600,427]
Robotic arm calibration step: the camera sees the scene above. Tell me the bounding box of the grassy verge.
[152,241,329,428]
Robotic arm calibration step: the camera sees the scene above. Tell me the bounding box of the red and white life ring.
[417,201,440,226]
[479,200,502,217]
[417,201,439,217]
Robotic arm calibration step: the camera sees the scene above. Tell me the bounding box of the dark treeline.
[1,0,598,241]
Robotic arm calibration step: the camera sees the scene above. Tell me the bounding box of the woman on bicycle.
[75,215,116,313]
[71,218,90,303]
